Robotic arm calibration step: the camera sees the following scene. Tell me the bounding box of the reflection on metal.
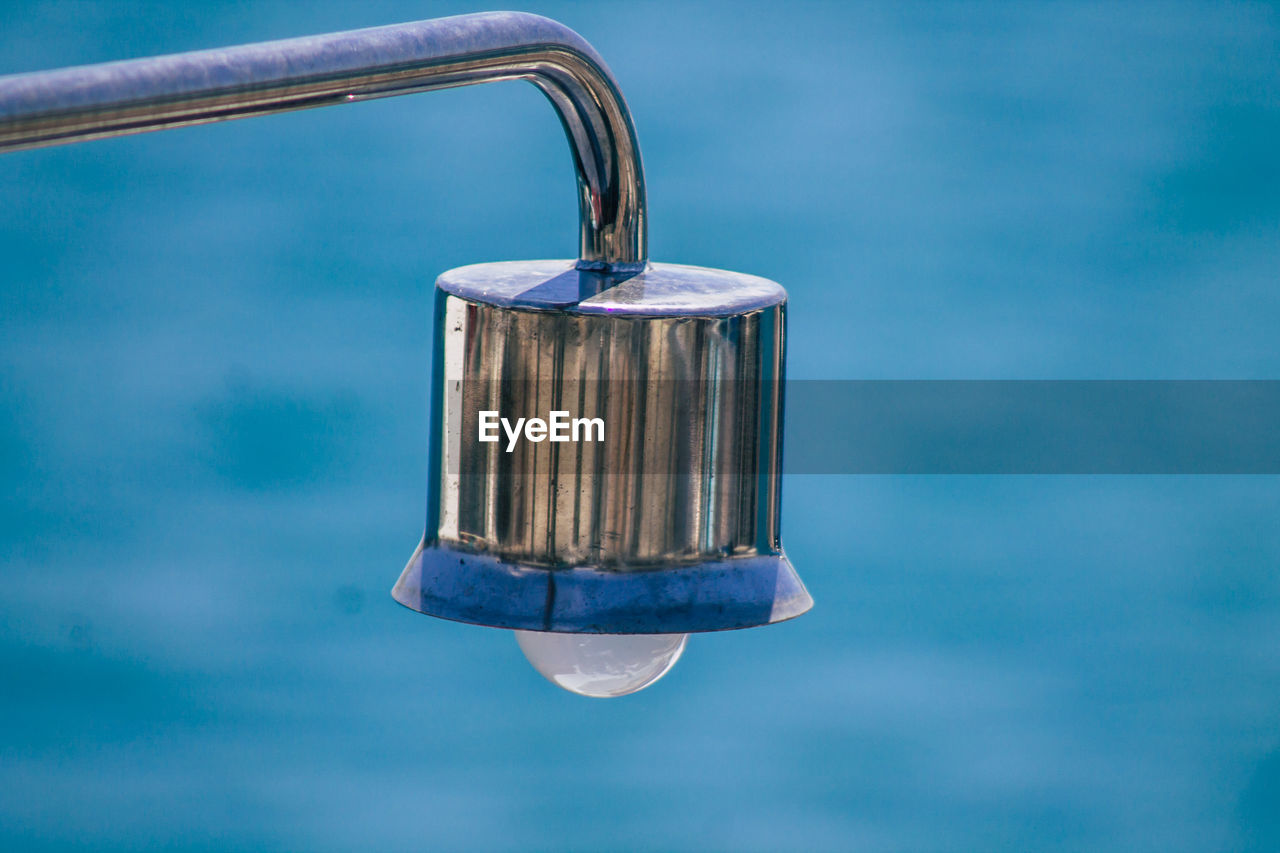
[0,12,645,268]
[392,261,811,633]
[0,11,811,637]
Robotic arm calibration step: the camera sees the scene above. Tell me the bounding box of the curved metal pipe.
[0,11,646,269]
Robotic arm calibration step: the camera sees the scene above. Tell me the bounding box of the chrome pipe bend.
[0,11,647,269]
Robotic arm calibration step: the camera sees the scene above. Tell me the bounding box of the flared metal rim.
[391,538,813,634]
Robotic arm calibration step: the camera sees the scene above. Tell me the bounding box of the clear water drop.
[515,630,688,698]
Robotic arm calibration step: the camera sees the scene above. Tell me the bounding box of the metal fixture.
[0,11,812,697]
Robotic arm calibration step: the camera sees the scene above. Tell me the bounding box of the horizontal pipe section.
[0,11,646,267]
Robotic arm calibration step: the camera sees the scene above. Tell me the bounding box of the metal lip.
[436,259,788,317]
[392,538,813,634]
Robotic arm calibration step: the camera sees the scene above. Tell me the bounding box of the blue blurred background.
[3,2,1280,850]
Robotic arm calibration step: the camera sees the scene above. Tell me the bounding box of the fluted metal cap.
[392,260,812,633]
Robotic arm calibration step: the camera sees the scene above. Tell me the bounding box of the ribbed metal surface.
[431,263,785,568]
[392,261,811,633]
[0,12,811,634]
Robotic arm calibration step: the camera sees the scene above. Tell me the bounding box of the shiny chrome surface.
[395,542,811,634]
[0,12,646,268]
[435,258,789,316]
[0,13,810,633]
[391,261,812,633]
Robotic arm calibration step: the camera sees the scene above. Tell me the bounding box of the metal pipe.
[0,11,646,269]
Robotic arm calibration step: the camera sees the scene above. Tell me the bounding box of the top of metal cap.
[436,260,787,318]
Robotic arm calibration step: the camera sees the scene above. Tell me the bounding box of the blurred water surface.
[3,2,1280,851]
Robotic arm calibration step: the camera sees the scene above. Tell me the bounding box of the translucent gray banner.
[784,381,1280,474]
[443,381,1280,475]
